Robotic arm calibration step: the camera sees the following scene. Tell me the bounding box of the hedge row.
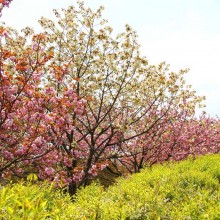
[1,154,220,219]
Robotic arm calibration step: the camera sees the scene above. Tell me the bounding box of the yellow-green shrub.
[0,181,75,219]
[1,154,220,219]
[73,154,220,219]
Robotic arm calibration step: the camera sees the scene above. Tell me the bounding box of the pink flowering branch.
[0,0,13,17]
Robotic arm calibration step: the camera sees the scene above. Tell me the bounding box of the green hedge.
[1,154,220,219]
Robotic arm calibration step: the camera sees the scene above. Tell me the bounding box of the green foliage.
[0,181,74,219]
[1,154,220,219]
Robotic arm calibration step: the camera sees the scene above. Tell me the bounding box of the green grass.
[1,154,220,219]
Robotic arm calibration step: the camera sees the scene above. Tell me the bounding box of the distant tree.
[117,111,220,174]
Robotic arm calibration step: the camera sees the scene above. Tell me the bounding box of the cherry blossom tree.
[0,26,85,192]
[116,110,220,174]
[36,1,205,189]
[165,112,220,160]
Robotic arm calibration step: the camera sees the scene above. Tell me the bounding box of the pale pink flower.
[34,137,44,146]
[32,42,38,50]
[45,87,54,94]
[57,117,65,126]
[74,107,84,115]
[2,30,8,37]
[45,167,55,176]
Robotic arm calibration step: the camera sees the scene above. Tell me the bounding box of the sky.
[1,0,220,117]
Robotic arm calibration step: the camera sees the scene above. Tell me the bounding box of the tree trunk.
[68,181,77,198]
[66,159,77,199]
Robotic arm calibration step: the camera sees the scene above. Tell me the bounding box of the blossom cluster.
[0,0,13,16]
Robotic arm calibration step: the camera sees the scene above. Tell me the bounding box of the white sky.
[1,0,220,117]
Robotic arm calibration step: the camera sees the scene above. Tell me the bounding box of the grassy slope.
[1,154,220,219]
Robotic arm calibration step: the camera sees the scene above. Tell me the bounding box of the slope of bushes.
[1,154,220,219]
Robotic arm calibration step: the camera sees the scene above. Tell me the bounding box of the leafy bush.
[0,181,75,219]
[1,154,220,219]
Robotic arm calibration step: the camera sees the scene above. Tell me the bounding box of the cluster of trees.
[1,1,220,195]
